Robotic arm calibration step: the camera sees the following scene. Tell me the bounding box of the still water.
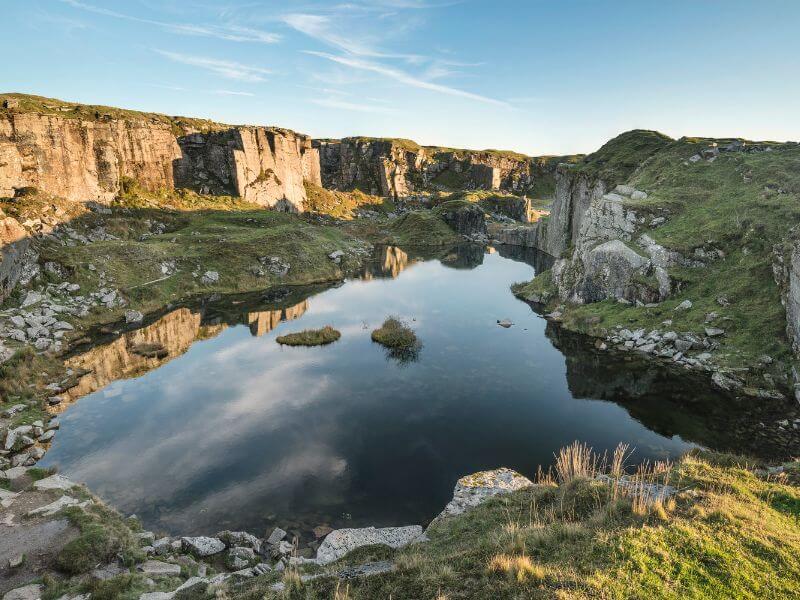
[43,245,703,537]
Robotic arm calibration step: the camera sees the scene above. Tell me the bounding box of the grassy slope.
[235,452,800,599]
[520,133,800,378]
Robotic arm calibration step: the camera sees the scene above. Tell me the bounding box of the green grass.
[303,182,394,219]
[573,129,673,182]
[387,210,461,246]
[32,202,362,330]
[232,451,800,599]
[56,498,144,575]
[276,326,341,346]
[519,135,800,378]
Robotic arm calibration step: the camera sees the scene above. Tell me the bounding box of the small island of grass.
[276,326,341,346]
[371,317,422,363]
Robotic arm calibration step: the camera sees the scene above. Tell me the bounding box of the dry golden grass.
[488,554,546,584]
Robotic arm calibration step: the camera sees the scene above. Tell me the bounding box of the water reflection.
[40,244,777,540]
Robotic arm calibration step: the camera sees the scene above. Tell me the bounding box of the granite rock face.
[0,108,320,212]
[315,138,559,199]
[0,111,182,202]
[175,127,320,212]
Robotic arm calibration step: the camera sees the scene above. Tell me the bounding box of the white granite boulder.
[181,536,225,557]
[435,467,534,521]
[315,525,425,565]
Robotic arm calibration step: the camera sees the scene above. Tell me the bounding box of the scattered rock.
[674,299,693,311]
[33,474,76,491]
[496,319,513,328]
[173,577,208,599]
[2,584,43,600]
[266,527,286,546]
[137,560,182,577]
[200,271,219,285]
[125,310,144,324]
[181,536,225,557]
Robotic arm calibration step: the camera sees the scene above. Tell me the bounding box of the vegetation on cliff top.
[0,92,230,135]
[572,129,673,182]
[520,133,800,381]
[276,326,341,347]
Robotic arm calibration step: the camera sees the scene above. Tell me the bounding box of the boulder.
[173,577,208,599]
[200,271,219,285]
[265,527,286,545]
[435,467,534,521]
[32,474,76,491]
[315,525,425,565]
[181,536,225,557]
[2,584,43,600]
[137,560,182,577]
[217,530,261,553]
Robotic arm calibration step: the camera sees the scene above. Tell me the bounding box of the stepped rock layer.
[0,104,319,212]
[315,138,564,199]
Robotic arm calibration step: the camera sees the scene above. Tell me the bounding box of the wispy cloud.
[305,51,508,107]
[282,13,424,63]
[213,90,256,97]
[311,97,396,114]
[59,0,280,43]
[155,50,271,82]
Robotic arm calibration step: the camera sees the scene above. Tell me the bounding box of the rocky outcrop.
[0,209,31,302]
[433,201,487,236]
[0,111,182,202]
[0,106,320,212]
[175,127,321,211]
[315,138,558,199]
[773,230,800,355]
[434,468,534,521]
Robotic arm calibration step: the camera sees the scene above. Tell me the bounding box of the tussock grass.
[487,554,546,584]
[56,499,144,575]
[235,446,800,599]
[276,326,341,346]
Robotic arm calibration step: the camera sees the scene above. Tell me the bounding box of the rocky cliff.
[0,95,320,212]
[315,137,569,199]
[0,208,31,301]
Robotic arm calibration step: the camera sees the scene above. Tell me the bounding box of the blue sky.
[3,0,799,155]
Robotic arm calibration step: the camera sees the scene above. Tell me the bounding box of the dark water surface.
[44,245,712,536]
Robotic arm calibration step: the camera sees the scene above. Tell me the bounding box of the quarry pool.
[42,244,737,539]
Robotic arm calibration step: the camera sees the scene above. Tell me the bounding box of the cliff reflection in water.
[545,322,799,458]
[57,299,310,413]
[57,244,443,411]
